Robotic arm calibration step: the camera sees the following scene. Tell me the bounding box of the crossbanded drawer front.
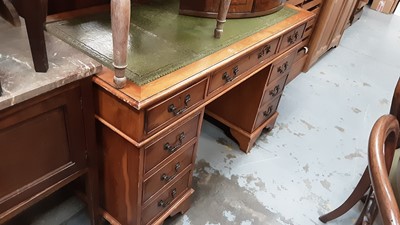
[141,171,191,225]
[143,143,195,203]
[146,79,207,133]
[208,37,279,94]
[144,113,200,174]
[262,74,287,106]
[268,52,295,85]
[254,96,281,130]
[208,58,250,94]
[279,23,306,52]
[250,37,279,64]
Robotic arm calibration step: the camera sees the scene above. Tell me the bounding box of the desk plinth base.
[230,113,278,153]
[206,111,279,154]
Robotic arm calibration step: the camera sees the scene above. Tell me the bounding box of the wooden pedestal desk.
[93,5,314,225]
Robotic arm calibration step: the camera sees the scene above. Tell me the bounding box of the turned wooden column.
[111,0,130,89]
[214,0,231,38]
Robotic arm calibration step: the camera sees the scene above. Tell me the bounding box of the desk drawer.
[208,38,279,94]
[146,79,207,133]
[254,96,281,130]
[208,57,250,94]
[144,113,200,174]
[255,111,279,133]
[268,52,295,85]
[141,171,191,225]
[251,37,279,64]
[261,74,287,106]
[279,23,306,52]
[143,144,195,203]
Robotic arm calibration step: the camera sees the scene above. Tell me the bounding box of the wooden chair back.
[368,114,400,225]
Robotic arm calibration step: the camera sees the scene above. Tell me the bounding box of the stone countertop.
[0,18,102,111]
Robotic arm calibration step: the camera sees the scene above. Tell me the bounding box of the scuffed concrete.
[165,160,292,225]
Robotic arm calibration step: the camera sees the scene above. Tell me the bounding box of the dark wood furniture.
[368,114,400,225]
[179,0,286,18]
[0,77,99,225]
[93,6,314,224]
[319,79,400,224]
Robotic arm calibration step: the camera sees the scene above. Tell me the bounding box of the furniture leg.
[214,0,231,38]
[13,0,49,72]
[319,167,371,223]
[110,0,130,89]
[230,128,262,154]
[355,188,374,225]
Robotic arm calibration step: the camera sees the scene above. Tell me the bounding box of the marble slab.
[0,18,102,111]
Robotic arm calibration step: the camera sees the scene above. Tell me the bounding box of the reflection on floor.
[5,6,400,225]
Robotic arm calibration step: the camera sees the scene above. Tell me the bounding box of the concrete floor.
[5,6,400,225]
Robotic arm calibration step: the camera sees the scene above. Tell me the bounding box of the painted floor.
[5,6,400,225]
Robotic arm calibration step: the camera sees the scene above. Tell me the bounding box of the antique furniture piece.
[87,4,315,224]
[0,19,101,224]
[319,79,400,224]
[179,0,286,18]
[369,114,400,225]
[285,0,323,82]
[303,0,357,71]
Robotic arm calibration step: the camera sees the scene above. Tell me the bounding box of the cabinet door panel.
[0,85,86,213]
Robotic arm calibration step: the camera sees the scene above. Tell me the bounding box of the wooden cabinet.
[0,77,98,224]
[303,0,357,71]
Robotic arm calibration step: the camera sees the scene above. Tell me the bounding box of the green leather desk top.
[47,0,297,86]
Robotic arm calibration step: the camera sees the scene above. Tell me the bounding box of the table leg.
[111,0,130,89]
[214,0,231,39]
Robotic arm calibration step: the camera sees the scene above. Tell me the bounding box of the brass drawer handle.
[164,132,185,153]
[168,94,191,116]
[222,72,233,83]
[277,62,289,74]
[269,85,280,97]
[158,188,177,208]
[222,66,239,83]
[233,66,239,76]
[258,44,271,59]
[287,31,299,44]
[263,106,273,118]
[160,162,181,182]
